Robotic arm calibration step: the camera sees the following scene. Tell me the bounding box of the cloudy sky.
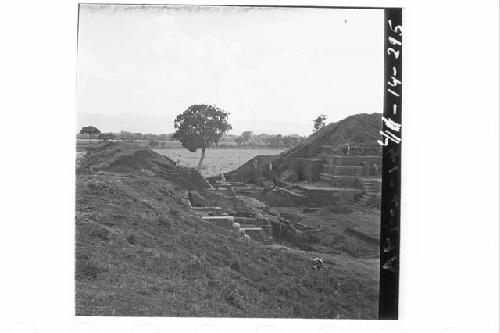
[77,5,383,136]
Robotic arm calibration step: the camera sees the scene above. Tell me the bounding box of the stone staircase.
[354,178,381,208]
[316,145,382,206]
[192,206,272,241]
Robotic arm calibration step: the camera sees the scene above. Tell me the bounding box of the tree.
[313,114,327,131]
[148,139,160,147]
[241,131,252,143]
[235,131,253,146]
[80,126,101,143]
[173,104,232,172]
[118,131,134,143]
[234,136,245,146]
[98,133,116,144]
[283,135,303,148]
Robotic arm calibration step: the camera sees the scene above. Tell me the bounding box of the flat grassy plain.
[153,147,284,177]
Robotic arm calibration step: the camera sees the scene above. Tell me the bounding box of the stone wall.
[281,158,324,182]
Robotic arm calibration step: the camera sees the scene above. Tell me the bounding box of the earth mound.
[224,113,382,182]
[281,112,383,159]
[77,143,208,190]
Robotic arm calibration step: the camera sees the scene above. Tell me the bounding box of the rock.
[179,190,191,207]
[280,170,298,182]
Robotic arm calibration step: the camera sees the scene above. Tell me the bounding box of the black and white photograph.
[74,4,395,319]
[1,0,499,331]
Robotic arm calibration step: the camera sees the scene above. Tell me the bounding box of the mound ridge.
[282,112,382,159]
[77,143,209,190]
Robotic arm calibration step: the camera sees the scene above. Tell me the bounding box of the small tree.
[313,115,327,131]
[283,135,303,148]
[80,126,101,143]
[241,131,252,143]
[148,139,160,147]
[173,104,232,172]
[98,133,116,144]
[235,136,245,146]
[118,131,134,143]
[235,131,253,146]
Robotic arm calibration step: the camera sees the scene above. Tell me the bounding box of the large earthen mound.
[224,113,382,182]
[281,113,383,159]
[77,143,208,190]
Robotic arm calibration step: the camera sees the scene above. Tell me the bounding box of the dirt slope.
[78,143,208,190]
[75,144,379,318]
[281,113,383,159]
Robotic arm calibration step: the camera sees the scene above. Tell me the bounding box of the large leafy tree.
[173,104,232,172]
[79,126,101,143]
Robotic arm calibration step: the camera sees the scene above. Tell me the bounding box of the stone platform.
[293,183,364,205]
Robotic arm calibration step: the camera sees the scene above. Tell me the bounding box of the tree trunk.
[197,147,206,172]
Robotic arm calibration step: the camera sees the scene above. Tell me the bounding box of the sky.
[77,5,383,136]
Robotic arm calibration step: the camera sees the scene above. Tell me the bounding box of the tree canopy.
[173,104,232,171]
[235,131,253,146]
[98,133,116,143]
[313,115,327,131]
[80,126,101,143]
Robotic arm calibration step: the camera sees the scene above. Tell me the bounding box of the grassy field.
[153,148,284,177]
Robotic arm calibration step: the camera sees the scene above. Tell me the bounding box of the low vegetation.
[75,143,379,318]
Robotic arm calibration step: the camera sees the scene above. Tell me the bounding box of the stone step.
[319,173,360,188]
[191,206,223,210]
[201,216,235,229]
[191,207,225,216]
[323,165,363,176]
[275,187,306,198]
[360,179,382,192]
[234,216,269,224]
[201,216,234,221]
[240,226,264,232]
[319,154,382,166]
[359,193,380,202]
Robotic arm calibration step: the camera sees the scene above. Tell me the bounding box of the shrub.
[181,260,203,280]
[305,233,320,244]
[229,260,241,272]
[169,208,180,217]
[75,255,107,280]
[126,234,137,245]
[158,215,172,228]
[90,227,110,241]
[223,283,243,309]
